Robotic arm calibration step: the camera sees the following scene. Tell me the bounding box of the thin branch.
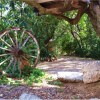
[53,7,87,25]
[20,0,72,14]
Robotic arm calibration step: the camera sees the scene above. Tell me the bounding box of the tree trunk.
[87,3,100,36]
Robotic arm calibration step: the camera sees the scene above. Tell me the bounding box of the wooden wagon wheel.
[0,27,40,75]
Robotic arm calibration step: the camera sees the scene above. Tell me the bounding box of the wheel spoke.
[18,59,22,75]
[21,36,30,47]
[0,47,11,51]
[19,30,25,47]
[0,37,11,47]
[0,54,10,57]
[6,58,14,71]
[7,33,15,46]
[21,30,25,38]
[0,56,11,66]
[13,58,17,72]
[0,30,9,38]
[30,49,37,51]
[22,55,29,61]
[29,55,37,58]
[15,30,19,47]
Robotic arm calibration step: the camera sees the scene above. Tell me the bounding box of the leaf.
[10,0,15,10]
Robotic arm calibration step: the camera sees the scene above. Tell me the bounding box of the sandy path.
[37,56,94,77]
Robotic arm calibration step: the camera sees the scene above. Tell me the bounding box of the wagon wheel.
[0,27,40,75]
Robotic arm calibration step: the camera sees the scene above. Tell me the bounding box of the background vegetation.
[0,0,100,60]
[0,0,100,86]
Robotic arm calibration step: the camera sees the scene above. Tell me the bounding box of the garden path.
[37,56,94,78]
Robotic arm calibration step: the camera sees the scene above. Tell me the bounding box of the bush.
[0,66,45,86]
[23,68,45,85]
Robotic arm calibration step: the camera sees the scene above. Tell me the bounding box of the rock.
[57,71,83,82]
[0,99,5,100]
[89,98,100,100]
[19,93,42,100]
[82,61,100,84]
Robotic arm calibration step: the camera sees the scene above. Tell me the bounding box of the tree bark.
[86,3,100,35]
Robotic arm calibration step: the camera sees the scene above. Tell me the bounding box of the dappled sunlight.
[39,65,50,70]
[37,56,94,75]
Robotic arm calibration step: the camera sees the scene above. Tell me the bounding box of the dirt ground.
[0,56,100,99]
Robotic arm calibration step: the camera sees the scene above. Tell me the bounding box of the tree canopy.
[19,0,100,35]
[0,0,100,60]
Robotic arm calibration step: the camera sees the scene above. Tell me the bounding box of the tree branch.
[53,7,87,25]
[20,0,63,14]
[20,0,88,24]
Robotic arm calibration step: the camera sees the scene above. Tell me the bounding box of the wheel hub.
[11,47,24,58]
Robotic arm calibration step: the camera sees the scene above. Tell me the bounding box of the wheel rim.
[0,27,40,73]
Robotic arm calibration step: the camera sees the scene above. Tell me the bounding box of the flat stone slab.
[57,72,83,82]
[19,93,42,100]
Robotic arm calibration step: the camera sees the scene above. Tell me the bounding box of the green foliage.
[0,68,45,86]
[0,76,8,84]
[24,68,45,85]
[0,75,21,86]
[0,0,59,60]
[54,13,100,59]
[1,0,100,60]
[48,80,63,86]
